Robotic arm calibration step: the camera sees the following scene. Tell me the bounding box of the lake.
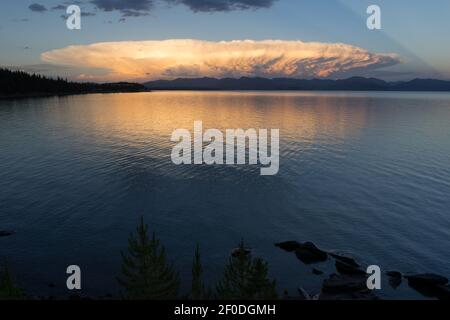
[1,91,449,299]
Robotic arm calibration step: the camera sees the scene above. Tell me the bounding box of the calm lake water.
[1,91,450,299]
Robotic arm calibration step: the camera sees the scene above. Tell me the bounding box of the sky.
[0,0,449,82]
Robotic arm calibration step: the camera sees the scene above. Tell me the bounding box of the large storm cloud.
[41,39,401,82]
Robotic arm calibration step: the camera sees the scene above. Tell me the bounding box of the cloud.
[28,3,47,12]
[60,11,96,19]
[51,5,67,10]
[167,0,277,12]
[41,39,401,82]
[90,0,153,16]
[89,0,275,16]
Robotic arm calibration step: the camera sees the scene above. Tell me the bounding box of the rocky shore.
[275,240,450,300]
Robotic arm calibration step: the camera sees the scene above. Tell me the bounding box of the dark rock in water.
[0,230,14,237]
[312,268,324,275]
[48,283,56,288]
[294,242,328,264]
[405,273,448,286]
[329,253,360,268]
[386,271,402,278]
[406,274,449,299]
[386,271,403,289]
[320,290,378,300]
[388,277,402,289]
[335,260,366,276]
[435,284,450,300]
[275,241,301,252]
[321,274,377,300]
[322,274,367,293]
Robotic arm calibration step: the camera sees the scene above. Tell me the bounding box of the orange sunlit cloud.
[41,39,401,82]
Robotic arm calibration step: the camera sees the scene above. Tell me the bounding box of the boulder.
[386,271,402,289]
[274,241,301,252]
[320,290,378,300]
[405,273,448,286]
[329,253,360,268]
[406,273,449,298]
[335,260,366,276]
[386,271,402,278]
[435,284,450,300]
[0,230,14,237]
[294,242,328,264]
[312,268,324,275]
[321,273,378,300]
[322,273,367,293]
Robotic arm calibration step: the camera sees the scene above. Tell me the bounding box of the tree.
[216,240,278,300]
[0,262,24,300]
[191,243,208,299]
[117,216,180,299]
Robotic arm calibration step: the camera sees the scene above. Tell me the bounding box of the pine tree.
[191,243,207,299]
[0,262,24,300]
[216,240,278,300]
[117,216,180,299]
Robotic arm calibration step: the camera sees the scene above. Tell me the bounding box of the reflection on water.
[1,91,450,299]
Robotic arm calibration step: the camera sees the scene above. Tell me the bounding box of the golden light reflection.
[60,91,368,149]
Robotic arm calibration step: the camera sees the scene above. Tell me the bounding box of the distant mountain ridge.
[144,76,450,92]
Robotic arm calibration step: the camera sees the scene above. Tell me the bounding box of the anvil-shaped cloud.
[41,39,401,82]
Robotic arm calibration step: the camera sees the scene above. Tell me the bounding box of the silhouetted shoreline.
[0,69,150,100]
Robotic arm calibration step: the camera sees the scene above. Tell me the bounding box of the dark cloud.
[91,0,153,15]
[51,5,67,10]
[121,9,149,17]
[166,0,277,12]
[89,0,275,17]
[60,12,96,20]
[82,12,97,16]
[28,3,47,12]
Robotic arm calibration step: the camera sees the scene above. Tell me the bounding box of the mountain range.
[144,77,450,92]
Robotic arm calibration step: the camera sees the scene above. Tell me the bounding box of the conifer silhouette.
[117,216,180,299]
[217,240,277,299]
[0,262,24,300]
[191,243,208,299]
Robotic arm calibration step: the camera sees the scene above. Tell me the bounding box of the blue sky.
[1,0,449,81]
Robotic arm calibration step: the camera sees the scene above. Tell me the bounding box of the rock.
[335,260,366,276]
[294,242,328,264]
[312,268,324,275]
[0,230,14,237]
[274,241,302,252]
[322,273,367,293]
[298,287,312,300]
[386,271,402,289]
[386,271,402,278]
[329,253,360,268]
[320,290,378,300]
[405,273,448,286]
[435,284,450,300]
[388,277,402,289]
[321,273,378,300]
[405,273,449,298]
[69,294,81,300]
